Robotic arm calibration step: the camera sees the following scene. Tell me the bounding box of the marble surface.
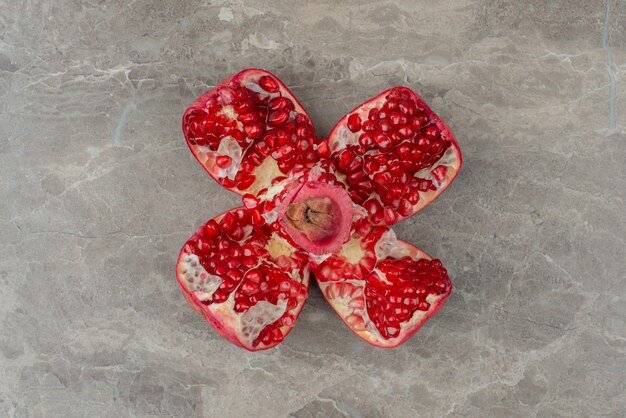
[1,1,625,417]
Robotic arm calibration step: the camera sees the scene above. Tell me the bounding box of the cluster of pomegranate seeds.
[183,73,319,192]
[366,257,450,338]
[330,87,453,224]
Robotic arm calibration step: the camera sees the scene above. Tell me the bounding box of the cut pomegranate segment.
[327,86,462,225]
[176,207,310,351]
[310,221,452,347]
[179,69,461,350]
[182,69,319,195]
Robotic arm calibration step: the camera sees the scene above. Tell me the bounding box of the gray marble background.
[1,1,625,417]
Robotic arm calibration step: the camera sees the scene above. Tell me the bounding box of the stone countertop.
[1,1,624,417]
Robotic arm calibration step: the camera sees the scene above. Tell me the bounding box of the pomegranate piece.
[178,69,462,350]
[327,86,462,225]
[176,207,310,351]
[182,69,318,195]
[310,222,451,346]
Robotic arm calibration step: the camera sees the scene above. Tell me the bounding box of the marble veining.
[0,1,624,417]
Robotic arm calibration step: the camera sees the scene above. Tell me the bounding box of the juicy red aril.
[216,155,232,168]
[374,133,393,151]
[243,122,263,139]
[269,109,290,126]
[238,112,257,124]
[258,75,279,93]
[347,114,362,132]
[399,99,417,115]
[268,96,289,110]
[388,112,406,126]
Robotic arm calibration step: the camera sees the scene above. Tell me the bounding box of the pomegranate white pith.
[179,69,461,350]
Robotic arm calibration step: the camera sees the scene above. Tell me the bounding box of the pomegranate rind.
[327,86,462,225]
[175,209,310,351]
[182,68,317,196]
[312,238,452,348]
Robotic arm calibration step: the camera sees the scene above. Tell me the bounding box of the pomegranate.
[178,69,462,350]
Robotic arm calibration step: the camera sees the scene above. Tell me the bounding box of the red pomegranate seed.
[235,171,256,190]
[216,155,232,168]
[374,133,393,151]
[364,199,384,223]
[378,118,391,133]
[416,135,431,151]
[317,141,330,158]
[268,109,290,126]
[347,113,362,132]
[362,120,376,132]
[237,112,257,124]
[399,99,417,115]
[397,125,414,139]
[388,112,406,126]
[398,199,414,216]
[258,75,279,93]
[243,122,264,138]
[268,96,289,110]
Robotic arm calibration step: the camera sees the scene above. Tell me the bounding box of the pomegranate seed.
[203,220,220,240]
[258,75,279,93]
[398,199,414,216]
[237,112,257,124]
[416,135,431,151]
[317,141,331,158]
[397,125,414,139]
[358,133,374,148]
[383,207,397,224]
[425,125,438,136]
[362,120,376,132]
[389,112,406,126]
[296,124,311,138]
[412,115,427,131]
[430,141,444,155]
[347,113,362,132]
[407,190,420,205]
[337,150,355,170]
[235,172,255,190]
[215,155,232,168]
[242,193,259,209]
[374,133,393,151]
[212,290,228,303]
[233,100,252,113]
[364,199,384,223]
[373,171,392,185]
[368,108,379,121]
[399,99,417,115]
[269,109,290,126]
[363,159,379,174]
[244,122,264,138]
[378,119,391,133]
[268,96,288,110]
